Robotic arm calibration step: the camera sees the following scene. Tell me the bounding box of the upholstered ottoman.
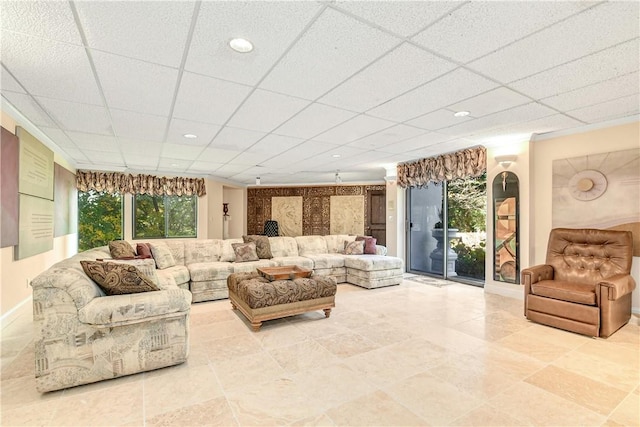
[345,256,404,289]
[227,272,337,331]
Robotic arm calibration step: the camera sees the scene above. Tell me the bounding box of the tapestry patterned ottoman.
[227,272,336,331]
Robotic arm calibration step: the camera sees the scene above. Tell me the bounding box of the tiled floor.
[1,278,639,426]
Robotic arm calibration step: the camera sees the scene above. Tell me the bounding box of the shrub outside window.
[78,190,123,251]
[134,194,197,239]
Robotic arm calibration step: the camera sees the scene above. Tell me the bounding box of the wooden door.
[366,190,386,246]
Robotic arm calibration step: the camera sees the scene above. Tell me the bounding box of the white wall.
[531,120,640,313]
[223,186,246,239]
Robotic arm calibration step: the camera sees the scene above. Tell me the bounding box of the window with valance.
[397,146,486,188]
[75,170,207,197]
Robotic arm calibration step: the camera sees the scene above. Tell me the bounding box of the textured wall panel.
[272,196,303,236]
[330,195,365,235]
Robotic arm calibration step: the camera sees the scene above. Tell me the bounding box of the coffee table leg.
[323,308,332,318]
[250,321,262,332]
[230,301,237,310]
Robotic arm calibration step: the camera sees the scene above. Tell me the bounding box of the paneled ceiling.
[1,1,638,185]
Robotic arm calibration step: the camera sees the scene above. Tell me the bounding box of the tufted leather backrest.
[546,228,633,284]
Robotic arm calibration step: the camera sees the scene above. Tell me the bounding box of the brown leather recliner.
[522,228,636,338]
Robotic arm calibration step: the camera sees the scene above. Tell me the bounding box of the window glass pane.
[134,194,165,239]
[167,195,197,237]
[78,190,122,251]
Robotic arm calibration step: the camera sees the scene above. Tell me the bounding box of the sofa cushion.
[109,240,136,259]
[243,235,273,259]
[162,265,190,285]
[221,239,243,262]
[344,255,403,271]
[188,262,234,282]
[109,258,159,286]
[323,235,355,253]
[164,240,186,265]
[344,240,365,255]
[233,242,260,262]
[296,236,328,255]
[231,259,278,273]
[149,242,176,269]
[184,240,220,264]
[356,236,377,254]
[531,280,596,305]
[305,254,346,269]
[268,237,299,257]
[80,261,160,295]
[271,256,314,270]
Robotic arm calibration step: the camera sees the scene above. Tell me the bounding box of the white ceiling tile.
[211,126,266,151]
[260,8,400,99]
[468,2,640,83]
[119,139,163,156]
[367,68,499,122]
[468,114,584,143]
[438,102,559,137]
[186,2,321,86]
[227,89,311,132]
[407,138,477,159]
[245,134,303,155]
[157,158,190,171]
[161,143,204,161]
[92,52,178,116]
[110,109,166,142]
[198,147,242,164]
[173,72,252,125]
[60,147,89,162]
[214,163,252,177]
[448,87,532,118]
[66,131,120,152]
[82,149,124,164]
[406,109,473,131]
[166,118,222,146]
[260,141,340,168]
[315,114,396,144]
[1,1,81,44]
[122,154,160,168]
[1,67,25,93]
[567,94,640,123]
[347,124,427,149]
[38,127,75,149]
[274,103,357,139]
[2,92,56,127]
[541,72,639,112]
[319,43,457,112]
[335,1,462,37]
[380,132,453,154]
[229,151,272,166]
[1,33,102,104]
[510,39,640,100]
[187,161,224,173]
[75,1,194,67]
[413,1,596,63]
[37,97,112,134]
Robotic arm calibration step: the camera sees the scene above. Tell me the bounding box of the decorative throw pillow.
[356,235,377,255]
[136,243,153,259]
[344,240,365,255]
[148,242,176,269]
[109,258,160,287]
[232,242,259,263]
[242,235,273,259]
[108,240,136,259]
[80,261,160,295]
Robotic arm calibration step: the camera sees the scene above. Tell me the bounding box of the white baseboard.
[1,295,32,331]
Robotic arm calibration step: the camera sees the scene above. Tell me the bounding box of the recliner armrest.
[521,264,554,286]
[598,274,637,301]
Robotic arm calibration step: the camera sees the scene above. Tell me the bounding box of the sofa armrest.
[521,264,554,287]
[375,245,388,256]
[78,288,192,327]
[598,274,637,301]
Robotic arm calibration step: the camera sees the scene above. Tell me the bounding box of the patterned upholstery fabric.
[295,236,329,255]
[243,235,273,259]
[304,254,345,269]
[220,239,242,262]
[268,237,299,258]
[323,235,355,253]
[271,256,314,270]
[356,236,377,254]
[344,240,365,255]
[344,255,403,270]
[228,272,336,309]
[264,220,279,237]
[109,258,160,286]
[184,240,220,264]
[149,242,176,269]
[136,243,153,258]
[231,259,277,273]
[80,261,160,295]
[162,265,190,285]
[232,242,260,262]
[375,245,388,256]
[109,240,136,259]
[164,240,186,265]
[188,262,234,281]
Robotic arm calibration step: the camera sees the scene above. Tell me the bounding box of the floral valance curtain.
[397,146,486,188]
[76,170,207,197]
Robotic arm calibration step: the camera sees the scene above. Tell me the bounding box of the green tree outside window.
[134,195,197,239]
[78,190,123,251]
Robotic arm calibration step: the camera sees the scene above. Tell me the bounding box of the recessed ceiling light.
[183,133,197,139]
[453,111,470,117]
[229,38,253,53]
[332,154,341,158]
[170,163,179,167]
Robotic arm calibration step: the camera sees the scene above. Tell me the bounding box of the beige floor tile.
[525,365,628,416]
[190,317,253,342]
[146,396,238,426]
[289,314,350,338]
[0,374,65,411]
[452,312,530,342]
[576,339,640,371]
[352,320,413,346]
[0,342,34,380]
[325,390,427,426]
[552,350,640,392]
[463,343,546,381]
[268,340,339,374]
[144,364,224,418]
[212,350,288,392]
[252,320,311,349]
[496,329,576,363]
[226,377,325,426]
[201,333,263,362]
[49,380,144,426]
[315,331,380,358]
[603,323,640,352]
[0,399,60,426]
[190,308,237,327]
[328,308,391,330]
[291,362,376,411]
[606,387,640,427]
[290,413,336,426]
[489,382,606,426]
[415,324,488,354]
[384,372,484,425]
[448,403,527,426]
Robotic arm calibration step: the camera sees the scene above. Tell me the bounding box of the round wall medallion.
[568,170,607,201]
